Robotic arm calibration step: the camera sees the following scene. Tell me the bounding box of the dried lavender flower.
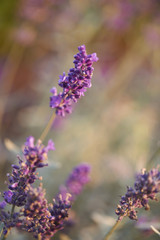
[50,45,98,116]
[116,168,160,221]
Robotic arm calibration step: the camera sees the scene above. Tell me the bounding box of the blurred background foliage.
[0,0,160,239]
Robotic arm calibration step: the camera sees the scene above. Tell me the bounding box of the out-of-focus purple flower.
[144,24,160,48]
[19,0,51,23]
[12,26,36,46]
[59,163,91,201]
[0,201,7,209]
[50,45,98,117]
[3,136,54,207]
[116,168,160,221]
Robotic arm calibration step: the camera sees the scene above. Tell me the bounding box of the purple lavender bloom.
[21,185,71,240]
[116,168,160,221]
[23,136,55,168]
[4,136,54,207]
[1,138,90,239]
[59,163,91,201]
[21,185,51,239]
[45,194,71,239]
[0,201,6,209]
[50,45,98,117]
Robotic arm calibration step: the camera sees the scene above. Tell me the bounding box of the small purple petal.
[4,191,14,204]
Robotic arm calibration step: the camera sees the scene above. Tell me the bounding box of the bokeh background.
[0,0,160,239]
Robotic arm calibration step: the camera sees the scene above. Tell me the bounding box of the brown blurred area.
[0,0,160,239]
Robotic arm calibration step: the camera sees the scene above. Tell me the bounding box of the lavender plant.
[104,167,160,240]
[0,45,98,240]
[116,167,160,221]
[0,144,90,239]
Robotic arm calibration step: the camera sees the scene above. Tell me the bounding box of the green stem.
[146,145,160,169]
[103,220,120,240]
[39,111,56,142]
[11,204,15,217]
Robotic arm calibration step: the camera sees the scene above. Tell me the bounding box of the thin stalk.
[39,111,56,142]
[146,145,160,169]
[151,225,160,236]
[103,220,120,240]
[11,204,15,217]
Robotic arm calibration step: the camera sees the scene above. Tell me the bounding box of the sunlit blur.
[0,0,160,239]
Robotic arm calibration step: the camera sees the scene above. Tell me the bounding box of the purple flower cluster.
[0,136,91,239]
[50,45,98,116]
[20,185,71,240]
[0,44,95,239]
[0,136,55,237]
[116,168,160,221]
[59,163,91,201]
[3,136,54,207]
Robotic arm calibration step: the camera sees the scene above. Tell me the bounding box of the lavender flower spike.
[59,163,91,201]
[116,167,160,221]
[21,185,71,240]
[3,136,55,207]
[50,45,98,116]
[21,185,51,239]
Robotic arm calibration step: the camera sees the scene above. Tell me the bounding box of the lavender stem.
[39,111,55,142]
[103,220,120,240]
[147,145,160,169]
[11,204,15,217]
